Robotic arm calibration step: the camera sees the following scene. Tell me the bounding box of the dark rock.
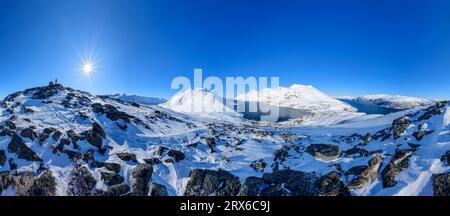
[143,158,161,165]
[250,159,267,172]
[167,149,185,162]
[418,101,448,121]
[345,166,368,176]
[441,150,450,166]
[101,172,125,186]
[347,154,383,189]
[66,130,80,142]
[28,170,57,196]
[273,146,290,162]
[432,172,450,196]
[0,150,6,167]
[412,130,434,141]
[372,128,391,141]
[5,120,16,130]
[184,169,241,196]
[9,159,17,170]
[20,127,37,140]
[10,172,35,196]
[261,169,318,196]
[68,166,97,196]
[105,183,130,196]
[131,164,153,196]
[148,182,168,196]
[116,152,137,162]
[52,130,63,141]
[315,171,350,196]
[381,150,413,188]
[306,144,342,161]
[156,146,168,156]
[392,116,411,140]
[345,147,369,157]
[84,122,106,149]
[103,163,121,173]
[64,150,83,161]
[238,176,264,196]
[8,134,42,161]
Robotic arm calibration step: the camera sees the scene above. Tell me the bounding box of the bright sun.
[79,57,97,79]
[83,63,93,74]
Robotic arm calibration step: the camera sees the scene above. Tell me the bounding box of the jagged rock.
[345,166,368,176]
[347,154,383,189]
[8,134,42,161]
[68,166,97,196]
[91,103,133,122]
[0,150,6,167]
[362,133,372,145]
[148,182,168,196]
[184,169,241,196]
[28,170,57,196]
[261,169,318,196]
[345,147,369,157]
[52,130,63,141]
[381,150,413,188]
[20,127,37,140]
[418,101,448,121]
[84,122,106,149]
[167,149,185,162]
[103,163,121,173]
[306,144,342,161]
[372,128,391,141]
[105,183,130,196]
[10,172,35,196]
[143,158,161,165]
[432,172,450,196]
[30,84,63,99]
[441,150,450,166]
[101,172,124,186]
[273,146,291,162]
[116,152,137,162]
[412,130,433,141]
[66,130,80,142]
[64,150,83,161]
[250,159,267,172]
[131,164,153,196]
[5,120,16,130]
[392,116,411,139]
[239,176,264,196]
[315,171,350,196]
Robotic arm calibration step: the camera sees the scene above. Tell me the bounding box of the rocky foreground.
[0,83,449,196]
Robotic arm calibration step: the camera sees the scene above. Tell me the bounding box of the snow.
[351,94,432,110]
[107,93,166,105]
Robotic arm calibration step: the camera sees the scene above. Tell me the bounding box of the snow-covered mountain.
[106,94,166,105]
[342,94,432,110]
[161,88,243,122]
[0,83,449,196]
[237,84,357,114]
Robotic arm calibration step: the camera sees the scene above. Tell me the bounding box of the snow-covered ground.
[339,94,432,110]
[106,93,166,105]
[0,84,449,196]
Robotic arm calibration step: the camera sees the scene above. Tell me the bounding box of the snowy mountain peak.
[350,94,432,110]
[106,93,166,105]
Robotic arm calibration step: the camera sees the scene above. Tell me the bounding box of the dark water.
[338,99,403,115]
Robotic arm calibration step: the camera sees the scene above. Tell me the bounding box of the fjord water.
[338,99,403,115]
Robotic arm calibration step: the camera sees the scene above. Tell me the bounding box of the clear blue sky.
[1,0,449,99]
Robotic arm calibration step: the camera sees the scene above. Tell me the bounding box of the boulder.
[84,122,106,149]
[105,183,130,196]
[441,150,450,166]
[345,147,369,157]
[28,170,57,196]
[116,152,137,162]
[148,182,168,196]
[0,150,6,167]
[315,171,350,196]
[238,176,264,196]
[167,149,185,162]
[184,169,241,196]
[412,130,433,141]
[347,154,383,189]
[250,159,267,172]
[432,172,450,196]
[381,150,413,188]
[10,172,35,196]
[68,166,97,196]
[20,127,37,140]
[8,134,42,161]
[103,162,121,173]
[261,169,318,196]
[143,158,161,165]
[392,116,411,139]
[306,144,342,161]
[131,164,153,196]
[101,172,124,186]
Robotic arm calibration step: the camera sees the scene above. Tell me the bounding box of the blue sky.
[0,0,449,99]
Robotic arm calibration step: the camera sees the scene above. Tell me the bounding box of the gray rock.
[8,134,42,161]
[106,183,130,196]
[306,144,342,161]
[381,150,413,188]
[261,169,318,196]
[101,172,124,186]
[28,170,57,196]
[103,162,121,173]
[184,169,241,196]
[238,176,264,196]
[432,172,450,196]
[116,152,137,162]
[347,154,383,189]
[392,116,411,139]
[315,171,350,196]
[68,166,97,196]
[148,182,168,196]
[131,164,153,196]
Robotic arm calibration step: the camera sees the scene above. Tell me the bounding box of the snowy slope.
[106,94,166,105]
[350,94,432,110]
[0,83,449,196]
[161,88,243,123]
[237,84,357,114]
